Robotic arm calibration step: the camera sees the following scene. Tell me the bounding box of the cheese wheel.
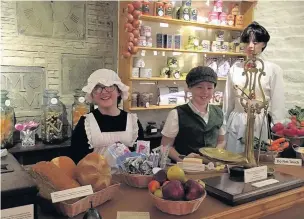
[183,158,203,164]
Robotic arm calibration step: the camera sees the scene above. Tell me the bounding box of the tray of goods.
[147,165,206,215]
[117,142,170,188]
[29,153,120,218]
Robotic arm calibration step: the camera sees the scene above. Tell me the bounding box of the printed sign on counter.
[1,204,34,219]
[274,158,302,166]
[244,165,267,183]
[51,185,93,203]
[117,211,150,219]
[252,179,279,188]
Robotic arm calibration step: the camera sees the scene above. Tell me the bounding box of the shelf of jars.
[118,0,255,112]
[140,15,244,31]
[135,46,246,57]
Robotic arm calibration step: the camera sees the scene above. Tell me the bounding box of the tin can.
[219,12,227,25]
[221,42,229,52]
[202,40,210,51]
[139,36,147,47]
[209,12,219,25]
[229,42,236,52]
[190,8,198,21]
[212,41,221,52]
[239,43,245,53]
[216,30,225,42]
[146,37,153,47]
[214,0,223,13]
[227,14,235,26]
[166,34,173,48]
[140,68,152,78]
[132,68,140,78]
[156,33,163,48]
[235,15,244,28]
[173,35,181,49]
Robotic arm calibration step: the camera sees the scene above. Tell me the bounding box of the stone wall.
[1,1,118,132]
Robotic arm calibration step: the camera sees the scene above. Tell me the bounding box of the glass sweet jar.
[72,89,90,130]
[41,89,64,144]
[0,90,14,149]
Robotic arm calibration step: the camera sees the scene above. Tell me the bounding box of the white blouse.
[223,59,285,153]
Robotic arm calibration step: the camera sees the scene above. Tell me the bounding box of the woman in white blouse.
[223,22,285,153]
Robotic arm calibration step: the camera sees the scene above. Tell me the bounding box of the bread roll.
[32,161,80,191]
[75,153,112,192]
[51,156,76,179]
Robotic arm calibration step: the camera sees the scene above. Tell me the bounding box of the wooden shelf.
[130,77,227,81]
[136,46,246,57]
[140,15,244,31]
[129,105,176,111]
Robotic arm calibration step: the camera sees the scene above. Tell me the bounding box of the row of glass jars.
[41,89,90,144]
[0,89,90,147]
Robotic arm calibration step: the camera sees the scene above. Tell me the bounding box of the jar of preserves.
[41,89,64,144]
[0,90,14,149]
[72,89,90,130]
[146,121,158,135]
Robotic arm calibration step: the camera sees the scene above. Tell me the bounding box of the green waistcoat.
[174,104,223,156]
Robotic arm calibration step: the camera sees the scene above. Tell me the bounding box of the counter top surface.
[37,165,304,219]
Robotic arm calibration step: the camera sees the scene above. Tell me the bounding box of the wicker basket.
[149,191,207,215]
[55,182,120,217]
[28,169,120,217]
[121,173,153,188]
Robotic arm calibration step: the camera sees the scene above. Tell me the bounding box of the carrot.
[269,144,279,151]
[271,138,286,145]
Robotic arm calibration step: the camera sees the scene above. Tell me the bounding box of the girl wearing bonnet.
[70,69,144,164]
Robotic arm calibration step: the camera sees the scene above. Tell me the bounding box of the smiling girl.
[70,69,144,164]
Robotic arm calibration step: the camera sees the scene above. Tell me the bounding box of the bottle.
[142,0,150,15]
[72,89,90,130]
[164,1,173,18]
[0,90,14,149]
[41,89,64,144]
[154,1,164,17]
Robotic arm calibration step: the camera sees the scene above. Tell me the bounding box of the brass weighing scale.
[199,50,304,206]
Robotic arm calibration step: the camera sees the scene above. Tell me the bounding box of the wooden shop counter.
[38,165,304,219]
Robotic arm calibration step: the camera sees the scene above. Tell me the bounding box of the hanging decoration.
[122,1,142,58]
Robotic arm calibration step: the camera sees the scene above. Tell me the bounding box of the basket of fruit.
[148,166,206,215]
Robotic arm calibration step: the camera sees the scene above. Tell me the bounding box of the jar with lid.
[146,121,158,135]
[72,89,90,130]
[41,89,64,144]
[0,90,14,149]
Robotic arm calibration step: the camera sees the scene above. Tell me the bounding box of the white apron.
[84,112,139,172]
[223,59,285,153]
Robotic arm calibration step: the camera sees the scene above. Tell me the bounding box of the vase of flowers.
[15,121,39,147]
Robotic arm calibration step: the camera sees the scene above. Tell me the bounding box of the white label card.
[252,179,279,188]
[117,211,150,219]
[177,162,205,172]
[244,165,267,183]
[51,185,93,203]
[1,204,34,219]
[151,128,157,133]
[274,158,302,166]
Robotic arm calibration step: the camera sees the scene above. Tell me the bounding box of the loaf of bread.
[74,153,112,192]
[32,161,80,191]
[51,156,76,179]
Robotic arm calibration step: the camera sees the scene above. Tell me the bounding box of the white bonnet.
[82,69,129,103]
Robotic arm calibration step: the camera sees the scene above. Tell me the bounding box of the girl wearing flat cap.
[70,69,144,164]
[223,22,285,153]
[161,66,226,162]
